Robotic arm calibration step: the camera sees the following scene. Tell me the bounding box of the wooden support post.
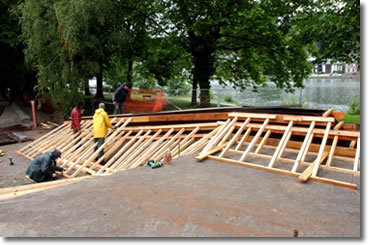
[312,122,332,177]
[353,138,360,171]
[239,118,269,162]
[268,121,293,168]
[219,118,250,158]
[291,121,315,172]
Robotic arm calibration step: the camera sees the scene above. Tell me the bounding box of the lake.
[211,75,360,112]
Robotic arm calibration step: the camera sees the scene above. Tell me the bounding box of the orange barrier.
[124,89,169,113]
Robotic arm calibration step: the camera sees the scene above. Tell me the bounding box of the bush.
[348,94,360,115]
[222,93,236,103]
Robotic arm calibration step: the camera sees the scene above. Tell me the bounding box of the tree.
[299,0,360,66]
[0,0,37,103]
[160,0,331,107]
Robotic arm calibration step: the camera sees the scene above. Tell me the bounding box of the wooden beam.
[228,112,277,119]
[299,152,329,182]
[196,143,227,161]
[220,118,250,158]
[283,115,335,122]
[322,108,333,117]
[240,118,269,162]
[353,138,360,172]
[312,122,332,177]
[207,155,356,189]
[269,121,293,168]
[255,130,271,154]
[235,127,252,151]
[291,121,315,172]
[326,121,344,167]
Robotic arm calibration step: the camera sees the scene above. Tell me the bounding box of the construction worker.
[71,102,84,134]
[113,83,131,114]
[25,149,66,183]
[93,103,115,164]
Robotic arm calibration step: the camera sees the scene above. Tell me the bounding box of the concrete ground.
[0,153,360,237]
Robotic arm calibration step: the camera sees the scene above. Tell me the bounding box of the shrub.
[348,94,360,115]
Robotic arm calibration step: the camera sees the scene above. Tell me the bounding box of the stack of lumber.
[15,108,359,190]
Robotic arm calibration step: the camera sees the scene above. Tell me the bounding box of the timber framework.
[16,107,360,190]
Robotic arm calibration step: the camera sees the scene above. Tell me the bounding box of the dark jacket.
[113,85,129,103]
[25,152,63,183]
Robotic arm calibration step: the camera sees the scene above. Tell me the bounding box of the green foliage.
[166,77,191,96]
[347,94,360,115]
[299,0,360,66]
[343,114,360,124]
[222,94,236,104]
[281,94,307,108]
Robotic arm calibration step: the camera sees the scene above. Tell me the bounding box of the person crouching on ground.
[93,103,115,165]
[71,102,84,134]
[25,149,66,183]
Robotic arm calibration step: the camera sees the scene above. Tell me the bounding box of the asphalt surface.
[0,154,360,237]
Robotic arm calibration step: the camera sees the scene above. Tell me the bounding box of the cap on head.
[52,149,62,159]
[99,103,105,109]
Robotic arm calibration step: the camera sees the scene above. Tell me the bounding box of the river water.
[211,75,360,112]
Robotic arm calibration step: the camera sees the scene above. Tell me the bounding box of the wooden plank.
[228,112,277,119]
[283,115,335,122]
[277,130,292,159]
[322,109,333,117]
[208,155,356,189]
[219,125,235,146]
[268,121,293,168]
[172,138,195,159]
[235,127,252,151]
[219,118,250,158]
[299,152,329,182]
[0,176,92,200]
[239,118,269,162]
[326,122,344,167]
[331,111,345,120]
[311,122,332,177]
[255,130,271,154]
[219,121,360,140]
[291,121,315,172]
[181,127,219,156]
[100,130,145,171]
[228,148,360,176]
[128,129,175,168]
[114,130,155,170]
[349,140,357,149]
[196,143,227,161]
[353,138,360,171]
[201,118,235,154]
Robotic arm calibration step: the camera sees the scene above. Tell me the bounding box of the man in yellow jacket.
[93,103,115,164]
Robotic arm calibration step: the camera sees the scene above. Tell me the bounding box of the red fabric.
[71,107,82,131]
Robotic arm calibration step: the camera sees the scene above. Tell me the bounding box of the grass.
[343,114,360,124]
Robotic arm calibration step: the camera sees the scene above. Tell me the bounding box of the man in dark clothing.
[113,83,131,114]
[25,149,66,183]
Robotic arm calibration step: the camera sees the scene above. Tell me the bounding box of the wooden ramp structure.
[16,108,359,190]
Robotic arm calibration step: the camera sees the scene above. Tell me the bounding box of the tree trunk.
[191,80,197,106]
[84,78,91,96]
[95,66,104,99]
[127,57,133,85]
[192,50,215,108]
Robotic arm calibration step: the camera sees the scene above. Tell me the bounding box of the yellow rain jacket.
[93,108,113,138]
